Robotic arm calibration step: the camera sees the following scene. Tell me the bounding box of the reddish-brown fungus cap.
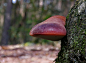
[29,15,66,41]
[43,15,66,25]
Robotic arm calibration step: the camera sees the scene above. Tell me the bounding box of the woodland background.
[0,0,75,45]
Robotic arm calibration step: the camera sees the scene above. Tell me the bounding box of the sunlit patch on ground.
[0,45,60,63]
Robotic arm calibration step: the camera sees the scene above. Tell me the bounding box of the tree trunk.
[1,0,12,45]
[55,0,86,63]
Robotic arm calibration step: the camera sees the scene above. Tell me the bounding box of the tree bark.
[1,0,12,45]
[55,0,86,63]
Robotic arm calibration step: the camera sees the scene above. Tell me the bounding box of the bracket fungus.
[29,15,66,41]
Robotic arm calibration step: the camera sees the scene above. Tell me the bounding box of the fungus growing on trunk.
[29,15,66,41]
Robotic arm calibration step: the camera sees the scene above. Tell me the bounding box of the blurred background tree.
[0,0,75,45]
[1,0,12,45]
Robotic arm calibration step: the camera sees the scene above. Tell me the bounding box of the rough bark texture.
[55,0,86,63]
[1,0,12,45]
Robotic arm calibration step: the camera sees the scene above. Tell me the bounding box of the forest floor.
[0,44,60,63]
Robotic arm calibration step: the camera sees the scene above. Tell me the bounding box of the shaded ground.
[0,44,60,63]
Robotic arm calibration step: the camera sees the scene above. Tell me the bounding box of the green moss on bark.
[55,0,86,63]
